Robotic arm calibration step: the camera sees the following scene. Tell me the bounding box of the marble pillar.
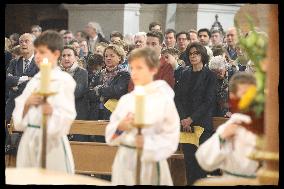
[165,4,177,30]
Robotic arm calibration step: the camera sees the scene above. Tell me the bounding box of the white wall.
[123,4,141,36]
[197,4,242,32]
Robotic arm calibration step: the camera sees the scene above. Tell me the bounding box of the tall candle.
[134,86,146,125]
[40,58,51,94]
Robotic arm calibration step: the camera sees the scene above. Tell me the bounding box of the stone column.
[62,4,125,41]
[175,4,198,32]
[139,4,166,32]
[123,4,141,36]
[165,4,177,30]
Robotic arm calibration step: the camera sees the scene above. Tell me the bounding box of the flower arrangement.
[234,15,268,118]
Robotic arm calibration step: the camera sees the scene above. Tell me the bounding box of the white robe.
[195,119,260,178]
[12,66,77,174]
[105,80,180,185]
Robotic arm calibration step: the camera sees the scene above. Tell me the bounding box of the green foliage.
[234,14,268,118]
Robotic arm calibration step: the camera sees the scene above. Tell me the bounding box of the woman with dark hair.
[175,42,217,185]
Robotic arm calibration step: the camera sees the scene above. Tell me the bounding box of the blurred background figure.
[124,33,134,46]
[75,30,87,42]
[110,31,123,44]
[59,29,67,36]
[133,32,147,49]
[94,42,108,56]
[189,29,199,43]
[210,29,223,47]
[84,21,109,53]
[164,28,177,49]
[10,45,22,60]
[5,37,13,70]
[9,33,20,48]
[63,30,75,45]
[149,21,162,32]
[30,25,42,38]
[208,55,231,118]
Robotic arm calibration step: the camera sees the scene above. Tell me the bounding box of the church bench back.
[69,120,116,176]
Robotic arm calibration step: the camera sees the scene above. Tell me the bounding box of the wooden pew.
[69,120,117,176]
[5,119,18,168]
[6,117,228,184]
[212,117,229,131]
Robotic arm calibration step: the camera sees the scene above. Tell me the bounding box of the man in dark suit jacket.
[6,33,39,122]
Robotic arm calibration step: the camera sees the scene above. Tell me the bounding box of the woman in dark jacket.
[175,42,217,185]
[61,45,89,120]
[88,44,130,120]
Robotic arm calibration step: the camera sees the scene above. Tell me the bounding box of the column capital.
[62,4,125,11]
[124,4,141,11]
[198,4,242,14]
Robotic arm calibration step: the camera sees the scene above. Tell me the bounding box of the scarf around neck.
[61,62,79,77]
[100,66,122,87]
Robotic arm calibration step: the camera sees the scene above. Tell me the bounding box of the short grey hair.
[134,32,147,39]
[31,25,42,32]
[87,22,105,37]
[208,55,226,70]
[20,33,36,42]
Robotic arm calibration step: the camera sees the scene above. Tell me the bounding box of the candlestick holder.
[132,123,152,185]
[132,123,143,185]
[34,91,57,169]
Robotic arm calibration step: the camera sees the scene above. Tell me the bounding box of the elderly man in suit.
[84,22,109,53]
[6,33,39,123]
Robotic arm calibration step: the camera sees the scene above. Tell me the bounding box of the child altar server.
[105,47,180,185]
[12,30,76,173]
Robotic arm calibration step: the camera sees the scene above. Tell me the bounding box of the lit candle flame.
[40,58,51,94]
[43,58,48,64]
[135,86,146,95]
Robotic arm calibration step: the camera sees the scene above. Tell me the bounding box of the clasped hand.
[117,112,144,148]
[26,93,53,115]
[181,117,193,132]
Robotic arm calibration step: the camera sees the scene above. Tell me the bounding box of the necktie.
[24,59,30,73]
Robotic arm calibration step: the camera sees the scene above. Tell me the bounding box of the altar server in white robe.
[195,113,260,178]
[105,47,180,185]
[12,30,76,173]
